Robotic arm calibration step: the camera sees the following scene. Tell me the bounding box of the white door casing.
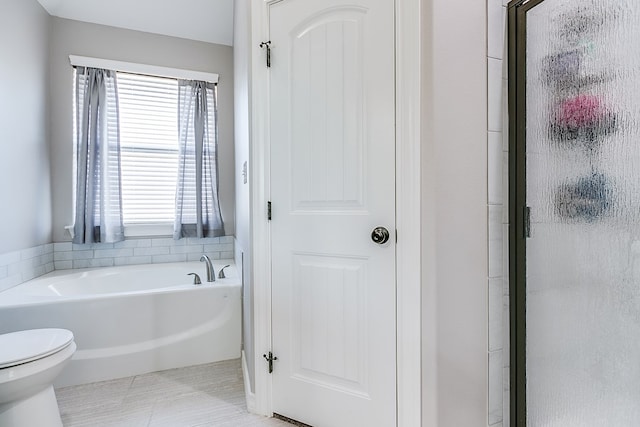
[269,0,396,425]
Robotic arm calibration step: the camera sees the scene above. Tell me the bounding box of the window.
[117,72,179,225]
[72,59,220,237]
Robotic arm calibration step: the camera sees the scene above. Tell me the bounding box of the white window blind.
[117,72,179,225]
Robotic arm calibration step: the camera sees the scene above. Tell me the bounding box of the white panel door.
[269,0,396,425]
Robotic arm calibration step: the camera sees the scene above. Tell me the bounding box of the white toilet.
[0,329,76,427]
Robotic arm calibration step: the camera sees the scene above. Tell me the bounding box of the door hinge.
[263,351,278,373]
[267,201,272,220]
[259,41,272,68]
[524,206,531,238]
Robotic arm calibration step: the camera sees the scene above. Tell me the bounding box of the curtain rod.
[69,55,219,84]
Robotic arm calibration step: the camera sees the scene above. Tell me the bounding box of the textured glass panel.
[526,0,640,425]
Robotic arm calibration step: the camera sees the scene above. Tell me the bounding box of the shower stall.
[509,0,640,425]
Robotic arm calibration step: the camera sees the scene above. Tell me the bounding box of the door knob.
[371,226,390,244]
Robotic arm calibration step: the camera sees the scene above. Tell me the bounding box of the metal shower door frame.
[508,0,546,425]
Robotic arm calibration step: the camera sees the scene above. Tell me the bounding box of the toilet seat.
[0,329,74,369]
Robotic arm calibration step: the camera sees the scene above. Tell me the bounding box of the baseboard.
[241,350,257,414]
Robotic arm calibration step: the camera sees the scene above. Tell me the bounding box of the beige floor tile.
[56,359,293,427]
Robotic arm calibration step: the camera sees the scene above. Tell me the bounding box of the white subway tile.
[27,257,43,269]
[114,256,152,266]
[152,254,187,264]
[221,251,234,260]
[73,242,114,251]
[0,265,6,279]
[488,58,503,132]
[208,252,222,260]
[187,253,204,262]
[204,243,235,254]
[170,245,204,255]
[93,242,116,250]
[134,246,170,257]
[45,263,55,273]
[489,206,504,278]
[54,261,73,270]
[152,238,185,247]
[42,253,54,264]
[204,244,224,253]
[113,239,152,249]
[44,243,54,254]
[0,251,21,266]
[489,350,504,425]
[186,237,219,245]
[54,251,74,261]
[7,262,21,277]
[488,1,506,60]
[220,244,234,252]
[54,242,73,252]
[489,278,503,352]
[21,245,44,260]
[0,275,22,292]
[17,259,36,274]
[220,236,234,244]
[72,250,94,261]
[488,131,503,205]
[73,258,114,269]
[94,248,134,259]
[23,265,46,282]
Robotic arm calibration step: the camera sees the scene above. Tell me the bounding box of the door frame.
[249,0,422,425]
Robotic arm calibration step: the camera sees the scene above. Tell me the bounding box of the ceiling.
[36,0,234,46]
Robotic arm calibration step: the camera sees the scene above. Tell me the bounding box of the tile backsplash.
[487,0,509,425]
[0,244,54,293]
[0,236,234,293]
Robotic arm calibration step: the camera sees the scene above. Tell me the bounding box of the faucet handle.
[188,273,202,285]
[218,265,231,279]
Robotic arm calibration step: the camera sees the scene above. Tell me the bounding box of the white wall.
[421,0,489,425]
[48,17,235,242]
[233,0,255,393]
[0,0,52,254]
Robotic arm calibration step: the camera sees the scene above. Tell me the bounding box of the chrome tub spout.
[200,254,216,282]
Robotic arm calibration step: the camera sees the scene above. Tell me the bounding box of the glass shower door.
[515,0,640,425]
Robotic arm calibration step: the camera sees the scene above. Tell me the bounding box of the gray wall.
[0,0,52,254]
[49,17,235,242]
[233,0,254,392]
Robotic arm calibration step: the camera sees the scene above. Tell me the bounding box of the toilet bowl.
[0,329,76,427]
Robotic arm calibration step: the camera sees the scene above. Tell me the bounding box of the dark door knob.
[371,227,390,244]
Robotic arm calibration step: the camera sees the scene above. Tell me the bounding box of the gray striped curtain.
[73,67,124,244]
[173,80,225,239]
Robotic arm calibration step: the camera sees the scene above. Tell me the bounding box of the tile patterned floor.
[56,359,292,427]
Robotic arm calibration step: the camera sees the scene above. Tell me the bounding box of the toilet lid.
[0,328,74,369]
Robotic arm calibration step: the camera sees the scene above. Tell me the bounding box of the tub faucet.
[200,254,216,282]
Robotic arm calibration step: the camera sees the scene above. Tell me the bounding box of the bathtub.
[0,261,241,388]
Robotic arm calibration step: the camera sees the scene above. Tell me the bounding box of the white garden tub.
[0,261,241,387]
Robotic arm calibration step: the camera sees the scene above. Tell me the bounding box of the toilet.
[0,329,76,427]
